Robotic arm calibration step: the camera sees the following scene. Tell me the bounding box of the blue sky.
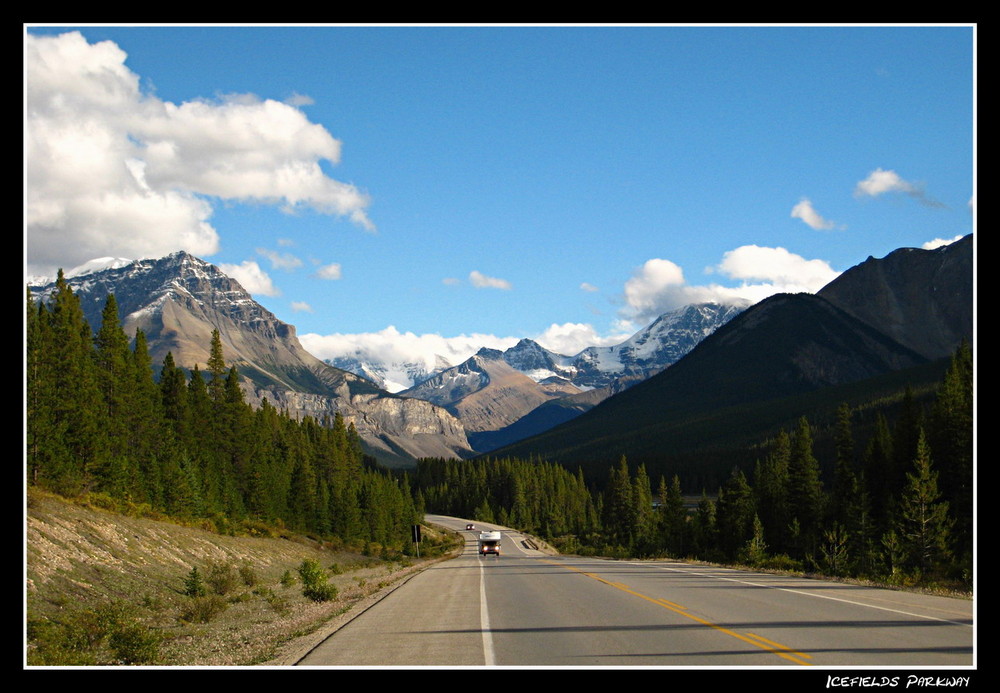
[25,25,974,373]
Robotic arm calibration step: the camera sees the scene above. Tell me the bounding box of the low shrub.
[178,595,228,624]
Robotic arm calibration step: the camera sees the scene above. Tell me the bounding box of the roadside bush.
[108,622,160,664]
[27,601,159,666]
[238,563,258,587]
[178,595,228,624]
[297,559,338,602]
[205,560,239,595]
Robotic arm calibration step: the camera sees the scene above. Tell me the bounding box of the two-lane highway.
[297,516,973,667]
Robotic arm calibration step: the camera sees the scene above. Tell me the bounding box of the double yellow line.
[546,560,812,666]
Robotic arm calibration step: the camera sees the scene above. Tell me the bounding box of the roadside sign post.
[411,524,421,557]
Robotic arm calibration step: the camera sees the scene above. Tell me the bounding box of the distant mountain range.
[26,234,972,469]
[492,234,973,466]
[388,302,748,452]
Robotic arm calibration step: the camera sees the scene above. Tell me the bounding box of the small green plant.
[178,595,228,624]
[205,560,239,595]
[27,601,159,666]
[279,569,296,588]
[297,559,338,602]
[239,562,258,587]
[183,566,207,597]
[108,622,160,664]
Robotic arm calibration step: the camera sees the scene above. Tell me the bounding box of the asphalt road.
[296,515,974,667]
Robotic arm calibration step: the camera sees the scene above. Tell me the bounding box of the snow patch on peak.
[64,257,135,280]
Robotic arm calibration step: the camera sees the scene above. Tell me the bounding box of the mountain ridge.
[27,251,473,466]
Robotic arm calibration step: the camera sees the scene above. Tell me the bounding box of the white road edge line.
[634,562,971,627]
[480,557,496,665]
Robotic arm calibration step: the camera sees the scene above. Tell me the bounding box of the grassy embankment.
[25,488,460,666]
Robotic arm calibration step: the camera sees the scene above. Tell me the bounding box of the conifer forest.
[27,278,973,589]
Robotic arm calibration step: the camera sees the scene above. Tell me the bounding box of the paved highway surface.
[297,515,974,667]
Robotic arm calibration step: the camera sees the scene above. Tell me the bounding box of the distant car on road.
[466,523,475,530]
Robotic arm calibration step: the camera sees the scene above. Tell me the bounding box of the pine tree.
[897,430,953,576]
[34,271,106,494]
[787,417,824,558]
[928,342,973,562]
[830,403,860,533]
[716,467,755,560]
[755,430,791,554]
[206,329,227,403]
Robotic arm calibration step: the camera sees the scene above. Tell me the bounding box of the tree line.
[415,342,972,588]
[27,274,419,551]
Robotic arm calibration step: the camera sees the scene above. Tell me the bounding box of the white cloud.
[579,282,599,292]
[621,258,686,321]
[218,260,280,296]
[533,322,631,355]
[854,168,944,207]
[619,247,840,323]
[469,270,512,290]
[301,326,520,379]
[285,92,315,107]
[922,235,965,250]
[25,31,374,278]
[442,277,461,286]
[291,301,314,312]
[715,245,839,290]
[315,263,342,280]
[257,247,304,271]
[791,198,839,230]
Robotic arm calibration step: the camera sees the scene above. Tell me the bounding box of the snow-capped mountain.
[27,252,473,465]
[400,347,582,435]
[568,301,750,387]
[388,302,747,451]
[328,354,453,393]
[333,302,748,394]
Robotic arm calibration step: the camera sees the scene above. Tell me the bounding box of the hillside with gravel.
[25,489,458,666]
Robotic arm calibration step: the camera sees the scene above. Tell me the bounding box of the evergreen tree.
[716,467,755,560]
[33,271,106,494]
[754,430,791,554]
[830,403,860,533]
[787,417,824,558]
[897,430,953,576]
[928,342,973,563]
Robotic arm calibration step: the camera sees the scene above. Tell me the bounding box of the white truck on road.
[477,531,501,557]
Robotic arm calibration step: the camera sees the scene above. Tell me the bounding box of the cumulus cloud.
[301,326,521,389]
[579,282,599,292]
[218,260,280,296]
[620,247,840,323]
[791,198,839,230]
[25,31,374,278]
[533,322,631,355]
[715,245,840,290]
[621,258,687,321]
[854,168,944,207]
[291,301,314,312]
[469,270,512,290]
[315,263,342,280]
[442,277,461,286]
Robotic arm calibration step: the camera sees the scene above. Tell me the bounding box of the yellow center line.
[745,632,812,660]
[544,560,811,666]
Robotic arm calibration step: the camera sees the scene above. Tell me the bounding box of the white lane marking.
[629,562,972,627]
[480,557,496,665]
